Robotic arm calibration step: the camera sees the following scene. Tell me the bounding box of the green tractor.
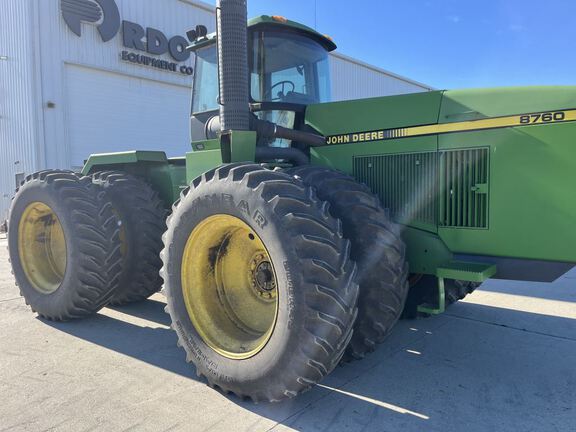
[7,0,576,402]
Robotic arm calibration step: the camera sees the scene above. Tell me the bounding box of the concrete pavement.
[0,235,575,432]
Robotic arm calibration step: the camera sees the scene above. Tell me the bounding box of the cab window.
[251,30,331,105]
[192,45,219,113]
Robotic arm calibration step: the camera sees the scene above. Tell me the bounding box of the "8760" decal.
[519,111,566,124]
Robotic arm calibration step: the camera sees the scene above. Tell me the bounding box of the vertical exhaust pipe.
[216,0,250,132]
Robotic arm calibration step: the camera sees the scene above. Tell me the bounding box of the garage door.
[66,64,192,168]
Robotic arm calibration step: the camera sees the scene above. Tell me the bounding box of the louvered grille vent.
[353,148,489,229]
[353,152,439,227]
[440,148,489,228]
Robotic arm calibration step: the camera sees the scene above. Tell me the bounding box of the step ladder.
[417,261,497,315]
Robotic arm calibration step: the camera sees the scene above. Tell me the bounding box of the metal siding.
[0,0,40,220]
[65,64,192,167]
[330,53,431,101]
[36,0,216,171]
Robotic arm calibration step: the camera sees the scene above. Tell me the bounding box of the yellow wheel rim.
[18,202,67,294]
[181,215,278,360]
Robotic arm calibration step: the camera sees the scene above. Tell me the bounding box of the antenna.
[314,0,318,30]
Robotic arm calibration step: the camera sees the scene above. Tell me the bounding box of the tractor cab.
[188,16,336,147]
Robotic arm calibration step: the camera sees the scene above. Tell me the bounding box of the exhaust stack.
[216,0,250,132]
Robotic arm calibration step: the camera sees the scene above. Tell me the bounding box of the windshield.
[192,45,219,113]
[192,30,332,114]
[251,30,331,104]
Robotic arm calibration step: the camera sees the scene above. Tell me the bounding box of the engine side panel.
[306,86,576,264]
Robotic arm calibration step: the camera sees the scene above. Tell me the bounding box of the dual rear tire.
[8,170,166,320]
[403,275,481,318]
[8,171,123,320]
[91,171,166,305]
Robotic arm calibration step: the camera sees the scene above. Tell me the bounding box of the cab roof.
[187,15,337,52]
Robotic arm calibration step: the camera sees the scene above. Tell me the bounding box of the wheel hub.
[249,254,277,300]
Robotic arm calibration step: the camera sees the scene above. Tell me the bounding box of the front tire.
[8,170,123,320]
[403,275,480,318]
[161,164,358,402]
[287,166,409,361]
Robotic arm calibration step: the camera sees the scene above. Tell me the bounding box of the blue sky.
[206,0,576,90]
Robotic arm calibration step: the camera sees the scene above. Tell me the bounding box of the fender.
[81,151,186,207]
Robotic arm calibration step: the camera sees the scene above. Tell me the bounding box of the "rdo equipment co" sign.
[61,0,204,76]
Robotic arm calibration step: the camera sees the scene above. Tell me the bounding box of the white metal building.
[0,0,432,221]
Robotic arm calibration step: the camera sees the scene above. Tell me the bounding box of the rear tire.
[8,170,122,320]
[91,171,166,305]
[287,166,409,361]
[403,275,480,319]
[161,164,358,402]
[445,279,480,304]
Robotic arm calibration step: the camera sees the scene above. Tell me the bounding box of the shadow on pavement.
[447,301,576,341]
[41,300,203,384]
[42,297,576,432]
[474,279,576,303]
[107,298,172,327]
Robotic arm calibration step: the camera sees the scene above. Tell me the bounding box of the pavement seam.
[263,320,451,432]
[0,297,21,304]
[445,312,576,343]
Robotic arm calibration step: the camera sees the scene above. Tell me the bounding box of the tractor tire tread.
[91,171,166,305]
[287,166,409,361]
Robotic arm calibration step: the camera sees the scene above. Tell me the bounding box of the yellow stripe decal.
[325,109,576,145]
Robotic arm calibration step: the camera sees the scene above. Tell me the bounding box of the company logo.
[61,0,120,42]
[60,0,201,75]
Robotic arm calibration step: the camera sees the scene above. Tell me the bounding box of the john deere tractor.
[8,0,576,402]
